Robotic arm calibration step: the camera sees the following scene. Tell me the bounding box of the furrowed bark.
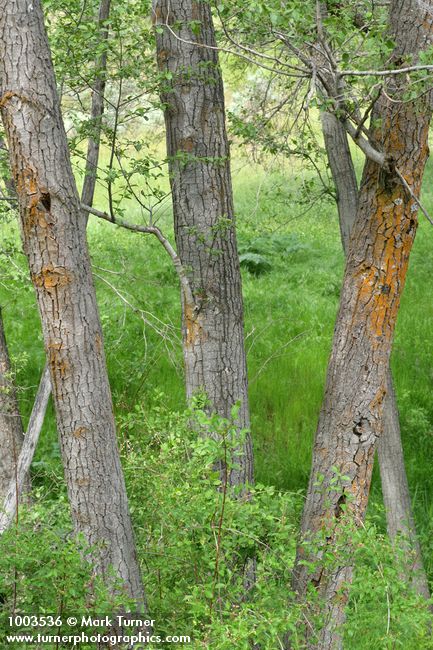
[0,310,26,500]
[378,374,430,599]
[81,0,111,217]
[292,1,433,646]
[322,111,430,600]
[0,364,50,534]
[0,0,145,606]
[153,0,253,486]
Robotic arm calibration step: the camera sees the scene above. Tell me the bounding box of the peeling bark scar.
[95,334,103,354]
[184,301,206,347]
[73,426,88,438]
[47,341,69,387]
[76,477,90,487]
[179,137,194,153]
[33,264,72,290]
[17,166,54,234]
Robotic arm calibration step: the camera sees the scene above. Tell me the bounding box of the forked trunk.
[322,110,430,600]
[292,2,433,646]
[153,0,253,486]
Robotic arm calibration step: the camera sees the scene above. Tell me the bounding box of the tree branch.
[342,118,386,166]
[82,203,195,306]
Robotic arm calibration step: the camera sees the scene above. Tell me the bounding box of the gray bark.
[0,364,50,534]
[378,374,430,598]
[0,309,26,500]
[292,1,433,646]
[0,0,145,606]
[321,111,359,256]
[153,0,254,486]
[81,0,111,217]
[322,111,430,600]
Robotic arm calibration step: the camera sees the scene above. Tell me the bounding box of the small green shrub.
[0,495,135,648]
[238,233,310,275]
[0,401,431,648]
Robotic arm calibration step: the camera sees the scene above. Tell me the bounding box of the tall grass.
[1,151,433,582]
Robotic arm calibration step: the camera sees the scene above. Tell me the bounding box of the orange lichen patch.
[15,167,38,197]
[184,302,206,347]
[387,126,405,156]
[16,168,54,236]
[47,341,62,352]
[0,91,23,108]
[353,188,417,342]
[95,334,103,354]
[191,1,201,21]
[356,266,377,306]
[353,448,365,467]
[370,385,386,410]
[32,264,72,291]
[179,137,194,153]
[73,426,88,439]
[76,477,90,487]
[47,345,69,381]
[157,49,168,65]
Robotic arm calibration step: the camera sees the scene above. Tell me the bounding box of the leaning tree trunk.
[0,310,26,500]
[378,374,430,598]
[291,1,433,646]
[321,110,430,600]
[0,0,145,606]
[0,364,51,534]
[81,0,111,218]
[153,0,253,486]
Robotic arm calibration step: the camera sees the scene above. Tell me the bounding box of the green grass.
[1,150,433,584]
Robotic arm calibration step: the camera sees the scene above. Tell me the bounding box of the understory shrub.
[0,397,431,648]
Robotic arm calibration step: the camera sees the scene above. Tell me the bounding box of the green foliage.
[238,232,310,275]
[120,399,302,647]
[2,403,430,648]
[0,495,136,647]
[239,251,273,275]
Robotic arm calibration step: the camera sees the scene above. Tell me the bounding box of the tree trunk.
[0,0,145,606]
[292,1,433,646]
[378,374,431,598]
[321,111,359,255]
[321,110,430,599]
[0,309,26,500]
[153,0,253,486]
[80,0,111,217]
[0,364,51,534]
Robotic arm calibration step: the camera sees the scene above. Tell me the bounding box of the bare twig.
[341,64,433,77]
[83,203,195,306]
[395,167,433,226]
